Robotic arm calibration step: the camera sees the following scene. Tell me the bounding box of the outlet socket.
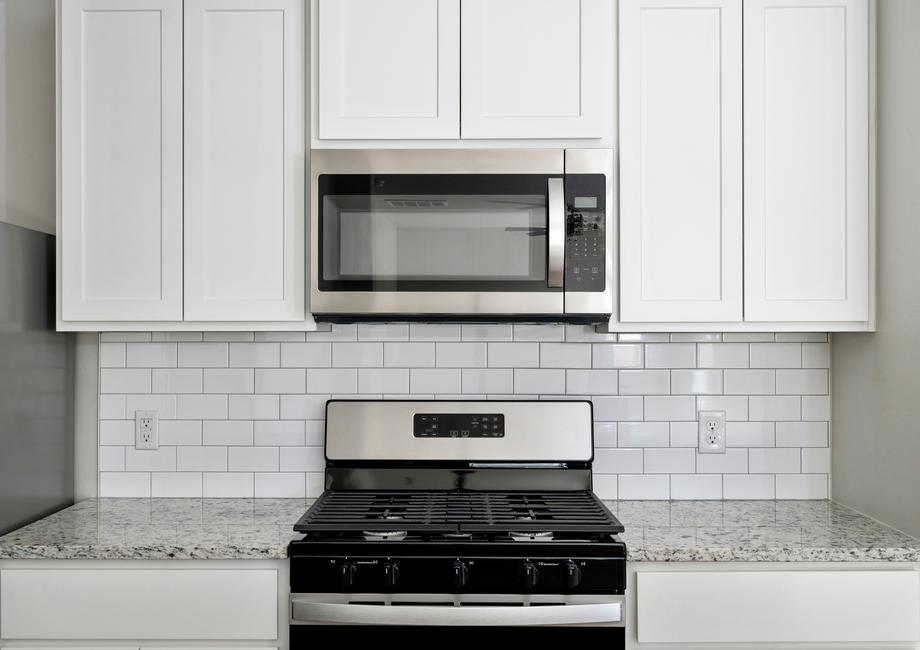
[135,410,158,450]
[698,410,726,454]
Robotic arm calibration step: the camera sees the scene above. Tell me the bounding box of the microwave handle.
[547,177,565,288]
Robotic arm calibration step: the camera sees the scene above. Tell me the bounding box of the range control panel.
[565,173,606,293]
[413,413,505,438]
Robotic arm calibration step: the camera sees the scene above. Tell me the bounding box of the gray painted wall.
[832,0,920,537]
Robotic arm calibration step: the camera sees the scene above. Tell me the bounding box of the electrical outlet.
[698,410,726,454]
[135,410,158,450]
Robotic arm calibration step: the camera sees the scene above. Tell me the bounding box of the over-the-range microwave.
[309,149,614,322]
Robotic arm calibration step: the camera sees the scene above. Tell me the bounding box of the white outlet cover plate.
[135,410,159,450]
[698,410,726,454]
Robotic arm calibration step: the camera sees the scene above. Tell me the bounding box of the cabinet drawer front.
[637,569,920,643]
[0,569,277,640]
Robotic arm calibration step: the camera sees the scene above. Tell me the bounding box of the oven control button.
[339,561,357,589]
[520,560,540,590]
[563,560,583,590]
[383,560,400,588]
[452,559,470,590]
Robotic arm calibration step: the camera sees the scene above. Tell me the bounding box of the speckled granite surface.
[0,498,917,562]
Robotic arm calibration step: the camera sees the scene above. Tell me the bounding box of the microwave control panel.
[565,174,606,292]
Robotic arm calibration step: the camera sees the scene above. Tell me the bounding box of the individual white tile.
[594,422,617,447]
[304,420,324,445]
[152,369,202,394]
[565,324,618,342]
[125,343,177,368]
[280,395,329,420]
[305,323,357,341]
[592,396,644,421]
[254,420,306,446]
[178,446,227,471]
[594,448,643,474]
[229,343,280,368]
[280,446,325,472]
[152,472,202,497]
[697,343,749,368]
[462,324,513,341]
[100,420,134,445]
[723,475,775,499]
[307,368,357,394]
[255,472,306,498]
[359,369,409,394]
[776,474,828,499]
[592,474,618,499]
[436,342,487,368]
[617,333,669,342]
[176,394,228,419]
[670,333,722,342]
[749,396,801,421]
[203,332,254,342]
[357,323,409,341]
[178,342,228,368]
[775,332,827,342]
[125,447,176,472]
[722,333,774,342]
[462,369,513,394]
[513,369,565,394]
[384,342,435,367]
[592,344,643,368]
[645,343,695,368]
[159,420,202,446]
[566,369,618,395]
[618,370,669,395]
[411,368,461,393]
[776,369,828,395]
[618,475,670,499]
[644,396,695,421]
[255,368,306,394]
[409,324,461,341]
[540,343,591,368]
[671,474,722,500]
[802,448,830,473]
[100,472,150,497]
[203,420,253,446]
[488,343,539,367]
[152,332,204,342]
[203,368,254,394]
[697,395,748,420]
[229,394,279,420]
[203,473,253,497]
[750,343,801,368]
[98,446,125,471]
[671,369,722,395]
[306,472,325,498]
[749,448,801,474]
[125,395,177,419]
[228,446,279,472]
[727,422,775,447]
[100,332,152,342]
[99,343,126,368]
[697,449,748,474]
[775,421,828,447]
[644,448,694,474]
[670,422,698,447]
[512,323,565,341]
[99,395,127,419]
[724,369,774,395]
[618,422,669,448]
[802,343,831,369]
[332,342,384,367]
[100,369,150,394]
[281,342,332,367]
[802,396,830,421]
[254,332,306,342]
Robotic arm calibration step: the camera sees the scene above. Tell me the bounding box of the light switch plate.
[135,410,158,450]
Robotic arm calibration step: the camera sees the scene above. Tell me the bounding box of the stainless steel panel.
[547,177,565,288]
[310,291,563,316]
[324,400,593,462]
[309,149,565,176]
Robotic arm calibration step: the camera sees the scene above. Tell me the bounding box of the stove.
[288,399,627,645]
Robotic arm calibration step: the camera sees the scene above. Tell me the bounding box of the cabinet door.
[315,0,460,140]
[744,0,870,322]
[460,0,612,139]
[184,0,305,321]
[60,0,183,321]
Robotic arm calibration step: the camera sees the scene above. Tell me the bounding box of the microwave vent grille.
[386,199,448,209]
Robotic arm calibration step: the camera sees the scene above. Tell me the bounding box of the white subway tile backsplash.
[100,395,126,419]
[669,422,698,447]
[228,394,279,420]
[802,343,831,369]
[670,333,722,343]
[99,343,126,368]
[125,395,177,419]
[724,369,775,395]
[749,396,801,421]
[644,448,694,474]
[540,343,591,368]
[697,449,749,474]
[153,332,204,341]
[512,323,565,341]
[592,474,618,499]
[644,396,695,421]
[152,472,202,497]
[204,332,254,342]
[592,344,643,368]
[307,369,357,394]
[565,324,618,342]
[697,343,749,368]
[595,448,643,474]
[100,420,134,446]
[436,343,487,368]
[618,333,668,342]
[776,369,828,395]
[255,369,306,394]
[281,342,332,368]
[100,472,150,497]
[594,422,618,447]
[101,332,152,342]
[462,324,513,341]
[333,342,384,367]
[619,370,669,395]
[411,369,461,394]
[409,324,461,341]
[488,343,539,368]
[750,343,801,368]
[152,369,202,394]
[802,448,831,474]
[384,342,435,367]
[671,369,722,395]
[203,473,253,497]
[618,475,669,499]
[775,333,827,343]
[671,474,722,500]
[645,344,695,368]
[727,422,775,448]
[100,369,150,394]
[776,474,828,499]
[254,332,306,342]
[125,447,176,472]
[255,420,306,446]
[159,420,202,446]
[722,333,774,342]
[357,323,409,341]
[280,395,328,420]
[202,420,253,446]
[229,343,280,368]
[228,446,278,472]
[178,446,227,471]
[566,369,618,395]
[802,396,831,421]
[176,395,227,419]
[697,395,748,420]
[203,368,254,394]
[279,446,324,472]
[776,421,828,447]
[513,369,565,394]
[98,446,125,471]
[593,396,644,421]
[178,343,228,368]
[723,474,775,499]
[462,369,513,394]
[749,448,801,474]
[126,343,177,368]
[618,422,669,448]
[255,473,306,498]
[359,369,409,394]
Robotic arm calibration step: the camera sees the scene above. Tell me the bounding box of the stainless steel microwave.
[309,149,614,322]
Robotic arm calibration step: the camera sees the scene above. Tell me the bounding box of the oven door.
[290,593,626,646]
[309,150,566,317]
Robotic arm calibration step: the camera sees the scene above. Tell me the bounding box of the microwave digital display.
[574,196,598,210]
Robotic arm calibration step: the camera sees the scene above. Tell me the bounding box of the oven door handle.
[291,599,622,626]
[547,176,565,289]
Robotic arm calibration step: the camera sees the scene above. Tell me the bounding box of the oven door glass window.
[319,175,555,292]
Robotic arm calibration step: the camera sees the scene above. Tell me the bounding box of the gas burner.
[509,531,555,542]
[362,530,408,541]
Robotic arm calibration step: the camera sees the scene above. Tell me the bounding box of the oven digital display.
[414,413,505,438]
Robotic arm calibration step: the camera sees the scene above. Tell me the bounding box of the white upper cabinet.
[618,0,743,322]
[460,0,612,140]
[184,0,305,321]
[59,0,183,321]
[743,0,870,322]
[315,0,460,140]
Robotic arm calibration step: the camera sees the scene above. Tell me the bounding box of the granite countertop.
[0,498,918,562]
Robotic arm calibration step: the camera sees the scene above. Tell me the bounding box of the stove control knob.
[520,560,540,590]
[339,561,357,589]
[452,559,470,590]
[563,560,583,590]
[383,560,400,588]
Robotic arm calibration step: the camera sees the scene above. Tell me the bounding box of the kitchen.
[0,0,918,646]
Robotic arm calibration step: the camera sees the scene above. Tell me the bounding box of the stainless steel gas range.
[288,399,627,645]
